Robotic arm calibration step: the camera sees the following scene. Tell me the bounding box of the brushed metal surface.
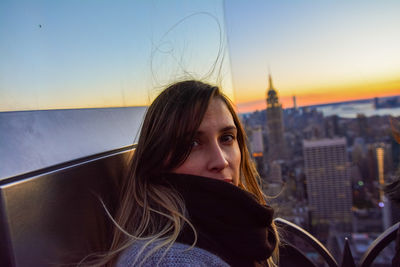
[0,107,146,180]
[0,147,134,266]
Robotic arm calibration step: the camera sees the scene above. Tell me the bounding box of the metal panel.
[0,146,134,266]
[0,107,146,180]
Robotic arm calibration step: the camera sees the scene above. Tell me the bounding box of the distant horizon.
[236,92,400,114]
[2,93,399,114]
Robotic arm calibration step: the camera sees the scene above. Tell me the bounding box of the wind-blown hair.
[87,80,279,266]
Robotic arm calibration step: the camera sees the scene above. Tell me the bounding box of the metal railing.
[275,218,399,267]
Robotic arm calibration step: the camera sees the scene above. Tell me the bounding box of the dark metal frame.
[275,218,338,267]
[275,218,399,267]
[0,145,135,266]
[359,222,399,267]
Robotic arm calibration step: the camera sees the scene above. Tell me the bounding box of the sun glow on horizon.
[236,77,400,113]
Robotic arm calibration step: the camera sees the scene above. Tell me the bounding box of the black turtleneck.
[155,173,277,267]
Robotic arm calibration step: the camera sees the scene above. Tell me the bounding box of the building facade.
[249,125,265,177]
[303,138,352,231]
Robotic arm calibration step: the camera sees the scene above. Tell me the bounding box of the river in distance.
[314,101,400,118]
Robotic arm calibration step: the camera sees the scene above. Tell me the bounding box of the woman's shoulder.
[116,241,229,266]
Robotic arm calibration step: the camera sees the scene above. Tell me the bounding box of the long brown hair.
[87,80,279,266]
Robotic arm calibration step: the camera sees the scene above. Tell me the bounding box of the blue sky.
[0,0,232,111]
[1,0,399,112]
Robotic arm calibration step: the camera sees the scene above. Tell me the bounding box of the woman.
[100,80,279,266]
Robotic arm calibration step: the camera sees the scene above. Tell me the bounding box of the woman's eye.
[191,140,200,147]
[221,134,234,143]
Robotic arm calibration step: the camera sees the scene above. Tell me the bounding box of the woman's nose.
[207,143,229,172]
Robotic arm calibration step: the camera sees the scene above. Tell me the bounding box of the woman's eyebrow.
[195,126,237,136]
[220,126,237,132]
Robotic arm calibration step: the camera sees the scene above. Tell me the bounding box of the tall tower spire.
[266,73,279,108]
[268,73,274,90]
[266,73,286,164]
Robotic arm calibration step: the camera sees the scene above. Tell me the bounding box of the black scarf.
[156,173,277,267]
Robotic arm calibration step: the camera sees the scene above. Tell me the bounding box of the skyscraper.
[292,95,297,110]
[249,125,265,177]
[303,138,352,231]
[376,144,394,229]
[266,74,286,162]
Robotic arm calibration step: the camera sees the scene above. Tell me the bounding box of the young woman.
[99,80,279,266]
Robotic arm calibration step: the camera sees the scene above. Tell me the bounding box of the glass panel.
[0,0,233,111]
[225,2,400,265]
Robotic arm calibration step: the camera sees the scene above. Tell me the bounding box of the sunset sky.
[0,0,233,111]
[1,1,399,113]
[225,1,400,113]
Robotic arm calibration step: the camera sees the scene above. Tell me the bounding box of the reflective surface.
[0,107,146,179]
[0,146,134,266]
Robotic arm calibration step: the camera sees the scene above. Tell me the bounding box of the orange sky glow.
[236,78,400,113]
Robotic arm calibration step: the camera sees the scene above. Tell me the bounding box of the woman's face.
[173,97,241,186]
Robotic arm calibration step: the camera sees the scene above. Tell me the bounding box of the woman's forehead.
[198,98,235,130]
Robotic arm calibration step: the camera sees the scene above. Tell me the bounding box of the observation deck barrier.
[0,146,398,266]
